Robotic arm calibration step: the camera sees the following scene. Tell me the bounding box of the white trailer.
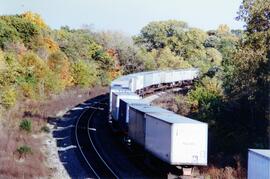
[128,74,144,92]
[145,113,208,165]
[248,149,270,179]
[109,86,131,113]
[128,106,173,147]
[164,71,174,84]
[143,72,155,87]
[119,99,149,125]
[111,91,140,121]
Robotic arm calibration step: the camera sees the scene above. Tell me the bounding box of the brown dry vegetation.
[0,128,48,178]
[200,165,246,179]
[152,92,191,116]
[0,86,108,178]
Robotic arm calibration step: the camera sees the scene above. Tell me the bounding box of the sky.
[0,0,245,35]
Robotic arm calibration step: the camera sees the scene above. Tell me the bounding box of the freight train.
[109,68,208,169]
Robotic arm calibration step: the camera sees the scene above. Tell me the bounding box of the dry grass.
[200,165,246,179]
[152,92,191,116]
[152,93,178,111]
[0,128,48,178]
[0,86,108,178]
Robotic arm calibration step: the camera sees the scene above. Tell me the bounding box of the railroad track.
[75,96,119,179]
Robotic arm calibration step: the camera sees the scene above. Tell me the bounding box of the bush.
[0,15,41,47]
[19,119,32,133]
[0,19,20,48]
[1,87,17,108]
[17,145,32,158]
[40,126,50,133]
[44,71,65,94]
[188,77,223,123]
[174,95,191,116]
[47,51,73,87]
[71,60,97,87]
[20,82,36,99]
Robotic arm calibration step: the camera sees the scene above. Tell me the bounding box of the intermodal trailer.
[111,91,140,121]
[109,86,131,113]
[248,149,270,179]
[126,73,145,92]
[118,99,149,131]
[128,105,173,147]
[145,112,208,165]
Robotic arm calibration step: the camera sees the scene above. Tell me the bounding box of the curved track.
[75,96,118,179]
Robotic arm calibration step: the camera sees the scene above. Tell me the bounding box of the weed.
[17,145,32,158]
[40,125,50,133]
[19,119,32,133]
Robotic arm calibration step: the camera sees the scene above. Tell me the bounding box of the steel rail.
[75,97,119,179]
[75,106,100,179]
[87,103,119,179]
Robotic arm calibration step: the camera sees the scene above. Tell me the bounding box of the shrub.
[174,95,191,116]
[47,51,73,87]
[0,15,41,47]
[1,87,17,108]
[0,19,20,48]
[19,119,32,133]
[17,145,32,158]
[71,60,97,87]
[188,77,224,123]
[40,126,50,133]
[20,82,36,99]
[44,71,65,94]
[20,52,49,79]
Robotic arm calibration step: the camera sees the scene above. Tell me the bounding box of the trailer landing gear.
[167,166,201,179]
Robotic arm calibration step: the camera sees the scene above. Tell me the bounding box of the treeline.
[0,11,238,112]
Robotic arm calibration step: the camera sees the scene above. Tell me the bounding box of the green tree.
[204,35,220,48]
[0,15,41,47]
[71,60,97,87]
[188,77,223,124]
[134,20,188,51]
[1,87,17,108]
[155,47,191,69]
[0,19,20,48]
[219,0,270,152]
[47,51,72,87]
[53,27,101,61]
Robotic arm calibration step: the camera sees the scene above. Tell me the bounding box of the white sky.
[0,0,245,35]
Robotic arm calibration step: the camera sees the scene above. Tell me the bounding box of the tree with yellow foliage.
[21,11,47,29]
[47,51,73,87]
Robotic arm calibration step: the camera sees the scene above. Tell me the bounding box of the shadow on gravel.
[51,94,107,178]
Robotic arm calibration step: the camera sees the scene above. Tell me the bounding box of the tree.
[0,19,20,48]
[222,0,270,149]
[204,35,221,48]
[20,52,48,79]
[0,15,41,47]
[133,20,188,51]
[206,48,222,66]
[53,27,101,61]
[21,11,47,29]
[217,24,230,35]
[188,77,223,124]
[71,60,97,87]
[47,51,73,87]
[154,47,191,69]
[184,28,207,50]
[1,87,17,108]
